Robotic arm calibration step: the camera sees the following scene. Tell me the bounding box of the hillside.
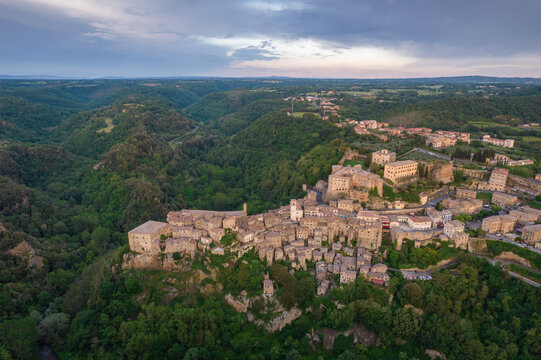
[0,79,540,360]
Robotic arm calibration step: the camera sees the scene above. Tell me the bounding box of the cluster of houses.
[127,144,541,297]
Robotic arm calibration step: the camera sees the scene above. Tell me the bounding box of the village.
[127,144,541,297]
[285,93,534,166]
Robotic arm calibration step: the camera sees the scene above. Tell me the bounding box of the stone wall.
[508,174,541,195]
[122,253,192,271]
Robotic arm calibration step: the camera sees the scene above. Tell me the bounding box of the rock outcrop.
[313,323,378,351]
[8,241,44,268]
[225,292,250,313]
[122,253,192,271]
[425,349,447,360]
[495,251,532,268]
[263,306,302,333]
[468,238,488,255]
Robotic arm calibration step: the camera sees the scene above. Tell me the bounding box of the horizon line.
[1,74,541,82]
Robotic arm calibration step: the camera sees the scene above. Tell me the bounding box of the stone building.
[489,168,509,192]
[456,188,477,200]
[317,279,330,296]
[481,215,516,234]
[482,135,514,148]
[263,279,274,295]
[372,149,396,166]
[128,220,171,254]
[384,160,418,183]
[443,220,469,249]
[478,168,509,192]
[164,237,197,256]
[491,192,518,207]
[442,198,483,215]
[340,266,357,284]
[425,134,456,148]
[407,216,432,230]
[326,165,383,200]
[509,206,541,225]
[522,224,541,245]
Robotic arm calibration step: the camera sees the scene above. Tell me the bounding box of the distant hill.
[2,74,541,84]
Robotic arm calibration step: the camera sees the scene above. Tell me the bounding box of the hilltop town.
[127,145,541,297]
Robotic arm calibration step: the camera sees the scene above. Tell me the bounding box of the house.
[383,160,418,183]
[481,215,516,234]
[407,216,432,230]
[340,266,357,284]
[443,220,469,248]
[522,224,541,245]
[263,279,274,295]
[164,237,197,256]
[491,192,518,207]
[128,220,170,254]
[317,280,331,296]
[456,188,477,200]
[372,149,396,166]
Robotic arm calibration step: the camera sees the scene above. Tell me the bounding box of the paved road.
[482,233,541,255]
[168,125,199,145]
[399,147,451,161]
[475,255,540,287]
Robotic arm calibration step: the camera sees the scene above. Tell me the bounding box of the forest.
[1,79,541,359]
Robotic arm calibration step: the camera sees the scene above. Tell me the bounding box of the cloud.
[200,36,416,77]
[4,0,182,41]
[244,1,310,12]
[1,0,541,77]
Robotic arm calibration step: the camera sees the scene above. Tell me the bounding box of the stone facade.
[442,198,483,215]
[371,149,396,166]
[384,160,418,183]
[456,188,477,200]
[478,168,509,192]
[128,220,171,254]
[491,192,518,207]
[326,165,383,200]
[481,215,516,234]
[522,224,541,245]
[427,162,454,184]
[443,220,468,249]
[482,135,514,148]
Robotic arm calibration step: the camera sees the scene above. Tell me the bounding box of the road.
[475,255,540,287]
[168,125,199,145]
[391,255,540,287]
[484,233,541,255]
[399,147,451,161]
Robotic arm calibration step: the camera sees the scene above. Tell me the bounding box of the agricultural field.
[293,111,320,118]
[96,117,115,133]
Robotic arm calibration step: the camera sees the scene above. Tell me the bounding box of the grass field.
[529,200,541,210]
[468,121,503,127]
[96,117,115,133]
[507,264,541,284]
[343,159,363,167]
[476,192,493,201]
[521,136,541,143]
[293,112,320,118]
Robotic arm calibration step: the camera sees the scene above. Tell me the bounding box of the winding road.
[168,125,199,145]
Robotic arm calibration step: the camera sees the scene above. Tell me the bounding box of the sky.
[1,0,541,78]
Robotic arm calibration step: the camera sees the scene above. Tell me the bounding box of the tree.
[401,283,424,308]
[53,221,69,235]
[36,313,70,344]
[0,317,37,360]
